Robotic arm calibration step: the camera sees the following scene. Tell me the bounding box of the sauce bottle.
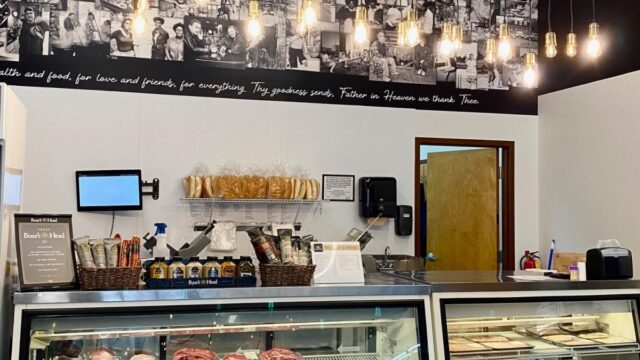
[149,257,168,279]
[168,257,186,279]
[203,256,221,278]
[237,256,256,278]
[186,257,203,278]
[221,256,237,278]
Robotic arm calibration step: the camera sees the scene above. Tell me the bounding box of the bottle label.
[240,271,253,277]
[189,267,201,278]
[172,267,185,279]
[222,266,236,277]
[208,268,219,278]
[153,267,165,279]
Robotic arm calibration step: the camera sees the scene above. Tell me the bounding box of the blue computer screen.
[78,174,141,208]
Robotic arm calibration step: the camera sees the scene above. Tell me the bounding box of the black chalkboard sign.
[14,214,77,290]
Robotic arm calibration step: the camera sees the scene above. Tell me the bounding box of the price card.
[311,242,364,284]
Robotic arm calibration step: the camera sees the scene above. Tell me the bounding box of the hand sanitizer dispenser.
[359,177,397,218]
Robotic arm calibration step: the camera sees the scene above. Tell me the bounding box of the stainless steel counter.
[13,273,430,305]
[389,271,640,292]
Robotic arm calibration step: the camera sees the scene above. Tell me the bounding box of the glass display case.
[21,301,427,360]
[440,297,640,359]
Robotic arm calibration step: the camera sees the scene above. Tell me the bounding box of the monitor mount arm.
[141,178,160,200]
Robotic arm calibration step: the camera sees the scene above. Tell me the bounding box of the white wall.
[414,110,540,261]
[539,71,640,275]
[12,85,539,263]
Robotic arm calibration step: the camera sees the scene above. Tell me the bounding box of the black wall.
[538,0,640,94]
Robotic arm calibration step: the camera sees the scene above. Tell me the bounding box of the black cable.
[528,0,532,51]
[547,0,551,32]
[569,0,574,32]
[109,210,115,238]
[592,0,595,22]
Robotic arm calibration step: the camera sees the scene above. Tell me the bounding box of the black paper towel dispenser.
[586,247,633,280]
[359,177,397,218]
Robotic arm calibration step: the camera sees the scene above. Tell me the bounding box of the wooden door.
[425,149,498,270]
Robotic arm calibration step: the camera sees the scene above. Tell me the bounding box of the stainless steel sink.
[362,254,425,273]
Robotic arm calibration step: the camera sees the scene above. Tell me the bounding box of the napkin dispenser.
[586,247,633,280]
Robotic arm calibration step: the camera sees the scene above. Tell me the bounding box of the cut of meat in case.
[562,339,597,347]
[482,341,533,350]
[259,349,303,360]
[543,335,575,343]
[449,343,490,353]
[595,336,637,344]
[466,336,510,343]
[579,332,609,339]
[448,337,471,344]
[223,354,248,360]
[172,348,218,360]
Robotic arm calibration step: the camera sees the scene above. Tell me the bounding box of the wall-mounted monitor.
[76,170,143,211]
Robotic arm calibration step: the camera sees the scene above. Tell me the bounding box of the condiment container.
[569,265,579,281]
[149,257,168,279]
[203,256,221,278]
[186,257,203,278]
[221,256,237,278]
[237,256,256,278]
[168,257,186,279]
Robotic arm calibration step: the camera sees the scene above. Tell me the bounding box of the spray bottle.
[154,223,169,260]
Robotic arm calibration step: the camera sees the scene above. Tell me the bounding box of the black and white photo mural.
[0,0,539,114]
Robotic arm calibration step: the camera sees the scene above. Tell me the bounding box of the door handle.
[427,253,437,262]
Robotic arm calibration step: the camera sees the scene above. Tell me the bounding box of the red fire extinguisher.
[520,250,541,270]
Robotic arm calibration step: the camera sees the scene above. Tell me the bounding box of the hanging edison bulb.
[566,32,577,57]
[296,11,307,35]
[406,9,420,47]
[302,0,317,28]
[136,0,148,10]
[247,0,262,40]
[544,31,557,58]
[485,37,497,63]
[523,52,537,88]
[439,21,454,56]
[497,23,512,61]
[354,5,368,45]
[133,13,146,34]
[397,21,408,48]
[452,24,464,51]
[586,22,601,58]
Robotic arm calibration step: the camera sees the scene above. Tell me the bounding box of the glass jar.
[237,256,256,278]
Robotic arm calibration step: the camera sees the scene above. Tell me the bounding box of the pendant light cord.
[528,0,533,52]
[547,0,551,31]
[569,0,574,32]
[592,0,596,22]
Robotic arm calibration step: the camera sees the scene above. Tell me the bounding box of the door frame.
[414,137,516,271]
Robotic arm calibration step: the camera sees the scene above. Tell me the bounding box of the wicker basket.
[78,267,141,291]
[259,264,316,287]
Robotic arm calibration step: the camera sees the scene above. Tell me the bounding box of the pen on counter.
[548,239,556,270]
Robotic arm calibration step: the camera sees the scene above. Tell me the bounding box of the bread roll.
[283,177,293,199]
[293,178,301,199]
[305,180,313,200]
[298,179,307,200]
[314,179,321,199]
[194,176,203,198]
[182,177,190,197]
[203,176,215,198]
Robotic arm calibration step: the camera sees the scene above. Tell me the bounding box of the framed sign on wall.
[14,214,76,290]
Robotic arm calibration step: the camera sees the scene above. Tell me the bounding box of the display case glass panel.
[442,297,640,359]
[23,302,426,360]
